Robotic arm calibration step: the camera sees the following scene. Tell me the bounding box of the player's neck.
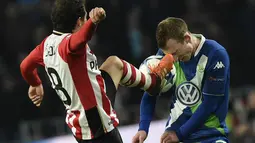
[191,35,201,55]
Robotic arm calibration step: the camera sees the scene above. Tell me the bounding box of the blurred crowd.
[0,0,255,142]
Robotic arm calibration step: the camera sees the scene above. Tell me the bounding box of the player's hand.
[28,84,44,107]
[160,131,179,143]
[89,7,106,24]
[132,130,147,143]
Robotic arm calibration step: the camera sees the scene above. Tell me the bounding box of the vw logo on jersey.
[176,82,202,106]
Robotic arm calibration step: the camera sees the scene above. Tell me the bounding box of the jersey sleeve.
[138,92,157,134]
[59,19,97,56]
[20,40,45,86]
[202,49,230,96]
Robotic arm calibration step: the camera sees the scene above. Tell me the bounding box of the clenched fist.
[89,7,106,24]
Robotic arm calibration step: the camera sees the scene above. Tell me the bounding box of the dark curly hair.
[51,0,86,33]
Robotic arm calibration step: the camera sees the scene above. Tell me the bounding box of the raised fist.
[89,7,106,24]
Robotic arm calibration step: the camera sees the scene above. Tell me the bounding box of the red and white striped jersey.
[44,33,118,140]
[20,19,119,140]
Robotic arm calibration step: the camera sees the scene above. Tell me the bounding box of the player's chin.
[180,55,191,62]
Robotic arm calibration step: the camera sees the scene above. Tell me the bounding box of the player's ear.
[184,32,191,43]
[77,17,83,27]
[73,17,84,33]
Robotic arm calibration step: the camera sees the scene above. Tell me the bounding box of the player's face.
[163,37,193,62]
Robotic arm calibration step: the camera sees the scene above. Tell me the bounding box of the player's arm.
[174,49,230,141]
[20,44,45,86]
[138,49,170,133]
[20,40,45,107]
[68,19,96,53]
[139,92,158,133]
[68,8,105,54]
[132,92,158,143]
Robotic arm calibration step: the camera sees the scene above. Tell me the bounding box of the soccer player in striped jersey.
[132,17,230,143]
[20,1,174,143]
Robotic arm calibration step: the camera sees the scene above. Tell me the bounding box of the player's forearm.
[20,58,42,86]
[139,92,157,133]
[69,19,97,51]
[174,95,224,141]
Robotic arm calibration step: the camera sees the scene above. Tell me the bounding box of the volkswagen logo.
[176,82,202,106]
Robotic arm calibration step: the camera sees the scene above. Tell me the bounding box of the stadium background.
[0,0,255,142]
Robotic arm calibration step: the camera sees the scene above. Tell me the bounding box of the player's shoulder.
[203,39,230,70]
[44,34,55,46]
[202,39,228,58]
[203,39,225,52]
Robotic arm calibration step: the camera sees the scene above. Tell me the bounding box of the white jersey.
[41,32,118,140]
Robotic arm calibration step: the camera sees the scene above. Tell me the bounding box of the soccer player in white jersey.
[20,0,174,143]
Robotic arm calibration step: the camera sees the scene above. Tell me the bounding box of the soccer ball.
[139,55,176,93]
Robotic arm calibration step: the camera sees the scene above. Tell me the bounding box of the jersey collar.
[193,34,206,57]
[52,30,66,36]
